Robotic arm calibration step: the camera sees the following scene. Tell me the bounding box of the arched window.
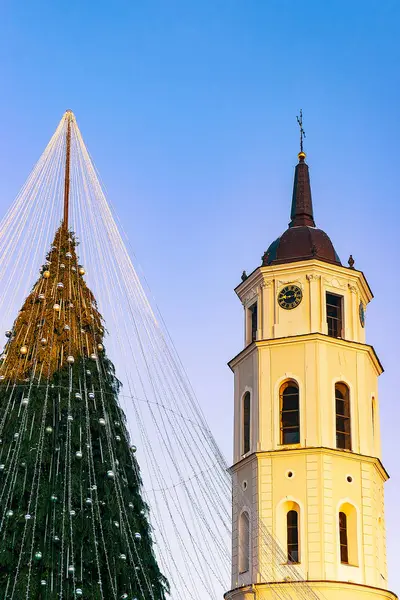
[338,503,358,566]
[280,381,300,445]
[339,511,348,563]
[238,511,250,573]
[287,509,299,563]
[336,383,351,450]
[242,392,251,455]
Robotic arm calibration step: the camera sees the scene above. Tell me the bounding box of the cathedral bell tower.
[225,146,398,600]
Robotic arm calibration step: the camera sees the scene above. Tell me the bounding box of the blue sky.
[1,0,400,591]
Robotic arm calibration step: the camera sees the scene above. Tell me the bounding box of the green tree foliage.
[0,227,169,599]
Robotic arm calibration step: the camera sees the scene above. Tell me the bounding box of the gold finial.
[296,109,306,160]
[64,109,75,122]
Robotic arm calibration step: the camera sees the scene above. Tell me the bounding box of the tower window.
[248,302,258,343]
[326,293,343,338]
[339,511,349,564]
[336,383,351,451]
[238,511,250,573]
[338,503,358,566]
[287,509,299,563]
[242,392,251,455]
[280,381,300,445]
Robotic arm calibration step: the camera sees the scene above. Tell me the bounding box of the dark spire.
[289,152,315,228]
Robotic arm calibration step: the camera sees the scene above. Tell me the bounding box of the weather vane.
[296,109,306,154]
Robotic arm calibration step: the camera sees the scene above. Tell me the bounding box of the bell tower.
[225,145,398,600]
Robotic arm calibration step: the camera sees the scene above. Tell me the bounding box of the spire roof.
[262,151,341,268]
[289,152,316,228]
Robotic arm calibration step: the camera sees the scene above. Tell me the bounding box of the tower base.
[224,581,398,600]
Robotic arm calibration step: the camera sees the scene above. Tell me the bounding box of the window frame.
[339,511,349,564]
[248,301,258,343]
[238,510,250,574]
[326,292,344,339]
[287,509,300,564]
[338,502,359,567]
[280,380,300,446]
[242,391,251,456]
[335,382,352,451]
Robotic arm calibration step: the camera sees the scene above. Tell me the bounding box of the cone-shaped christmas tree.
[0,113,168,599]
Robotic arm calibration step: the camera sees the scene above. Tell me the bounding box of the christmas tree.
[0,113,168,599]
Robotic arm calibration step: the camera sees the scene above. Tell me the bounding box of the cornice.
[230,446,389,481]
[235,269,264,305]
[225,581,398,599]
[228,340,256,369]
[228,332,383,375]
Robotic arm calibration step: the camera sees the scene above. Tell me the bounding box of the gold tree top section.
[63,110,74,230]
[0,225,104,381]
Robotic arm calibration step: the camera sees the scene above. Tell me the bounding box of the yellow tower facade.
[225,152,397,600]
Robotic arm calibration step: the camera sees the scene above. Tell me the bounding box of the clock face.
[278,285,303,310]
[359,301,365,328]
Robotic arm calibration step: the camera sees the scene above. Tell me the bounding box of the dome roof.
[264,226,341,266]
[262,152,341,267]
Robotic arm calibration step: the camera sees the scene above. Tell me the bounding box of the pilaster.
[258,456,273,582]
[361,464,374,582]
[323,454,335,579]
[306,454,321,578]
[307,273,321,331]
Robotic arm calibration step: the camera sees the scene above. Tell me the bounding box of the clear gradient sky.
[1,0,399,591]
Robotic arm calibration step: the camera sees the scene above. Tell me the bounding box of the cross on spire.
[296,109,306,155]
[290,110,315,228]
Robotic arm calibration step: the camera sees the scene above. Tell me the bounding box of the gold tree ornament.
[0,226,104,381]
